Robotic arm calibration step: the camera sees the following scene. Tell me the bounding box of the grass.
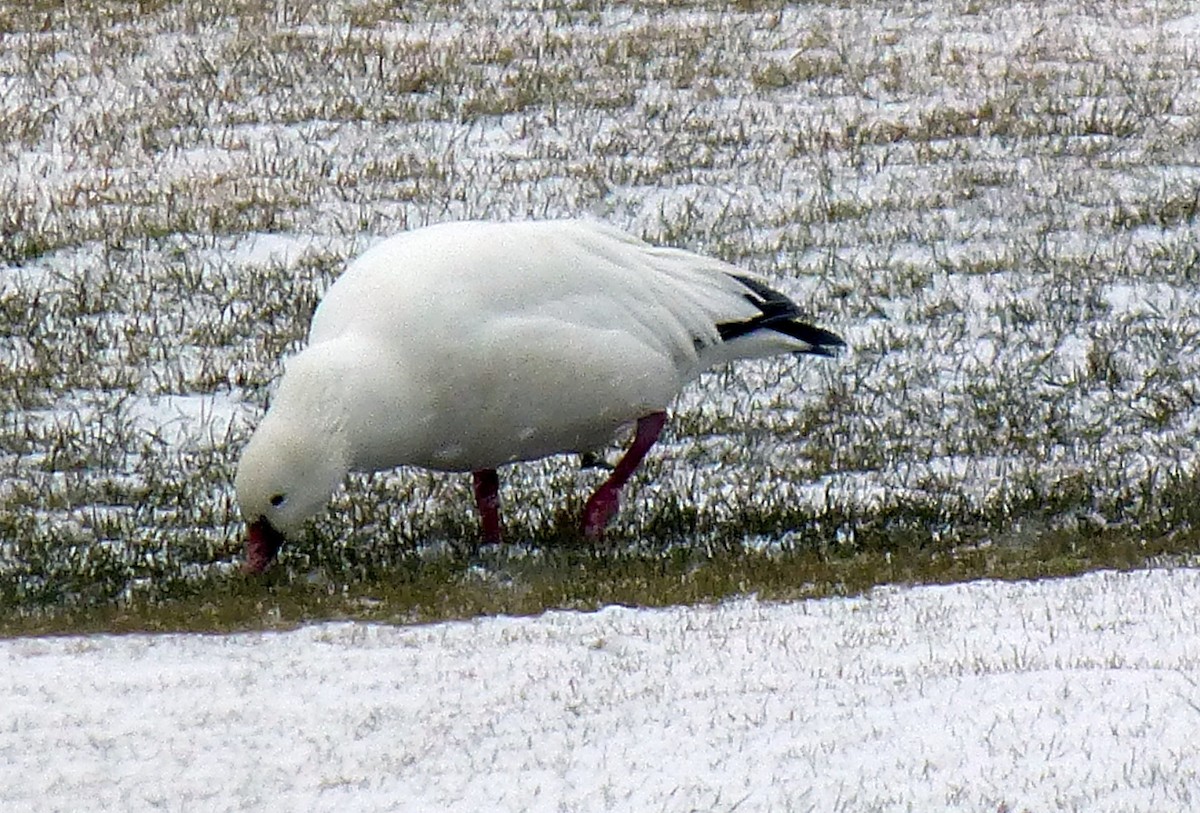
[6,523,1196,638]
[2,0,1200,634]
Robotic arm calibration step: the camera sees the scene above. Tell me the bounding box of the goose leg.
[582,411,667,540]
[472,468,502,544]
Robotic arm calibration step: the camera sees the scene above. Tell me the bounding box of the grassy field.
[2,0,1199,634]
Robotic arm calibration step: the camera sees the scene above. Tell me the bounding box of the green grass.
[6,523,1196,638]
[2,0,1200,635]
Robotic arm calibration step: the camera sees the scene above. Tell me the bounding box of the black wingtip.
[788,323,846,355]
[717,274,845,355]
[773,320,845,356]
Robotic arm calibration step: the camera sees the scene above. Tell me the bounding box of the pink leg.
[582,411,667,540]
[472,468,502,544]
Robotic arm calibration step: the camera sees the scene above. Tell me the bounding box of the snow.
[124,392,251,448]
[3,568,1198,811]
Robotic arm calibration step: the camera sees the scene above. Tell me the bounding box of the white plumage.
[234,219,843,572]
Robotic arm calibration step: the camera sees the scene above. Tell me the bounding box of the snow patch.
[2,568,1197,812]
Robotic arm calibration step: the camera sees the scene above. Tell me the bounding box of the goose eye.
[269,493,286,508]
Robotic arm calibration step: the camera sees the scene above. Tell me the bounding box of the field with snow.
[2,0,1200,626]
[4,568,1199,811]
[3,7,1200,806]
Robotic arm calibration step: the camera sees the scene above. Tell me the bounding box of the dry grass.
[2,0,1200,632]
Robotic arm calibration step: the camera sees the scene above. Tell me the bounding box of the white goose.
[234,219,843,572]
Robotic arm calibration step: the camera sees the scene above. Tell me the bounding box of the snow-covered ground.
[4,568,1198,812]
